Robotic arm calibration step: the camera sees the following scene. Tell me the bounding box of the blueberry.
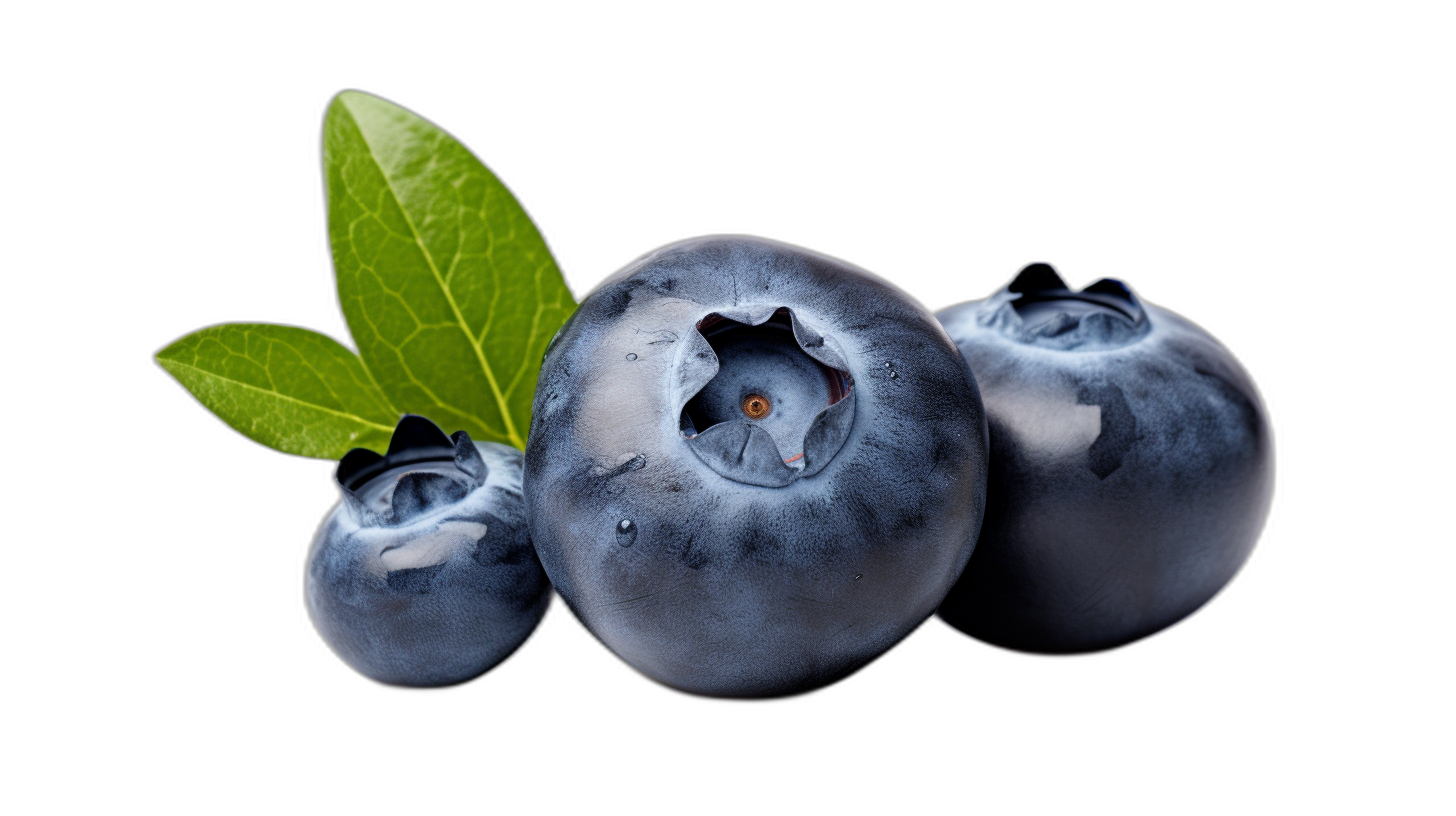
[935,264,1274,653]
[526,236,988,697]
[306,415,551,686]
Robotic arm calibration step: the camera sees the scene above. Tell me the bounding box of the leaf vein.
[348,106,524,448]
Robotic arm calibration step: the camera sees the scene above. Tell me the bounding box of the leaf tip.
[329,88,370,110]
[328,88,406,124]
[154,334,189,370]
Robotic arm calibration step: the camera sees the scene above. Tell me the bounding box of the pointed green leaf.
[324,90,575,450]
[156,324,399,459]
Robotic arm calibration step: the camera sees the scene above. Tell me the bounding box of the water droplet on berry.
[626,353,638,361]
[616,518,637,547]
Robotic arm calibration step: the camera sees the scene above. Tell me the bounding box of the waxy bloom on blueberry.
[526,236,989,697]
[936,264,1274,653]
[307,415,550,686]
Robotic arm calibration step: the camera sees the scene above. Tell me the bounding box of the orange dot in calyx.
[741,394,772,419]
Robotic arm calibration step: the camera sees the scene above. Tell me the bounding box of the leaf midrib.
[157,357,397,432]
[345,102,524,449]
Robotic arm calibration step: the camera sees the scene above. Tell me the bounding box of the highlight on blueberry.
[526,235,989,697]
[306,415,550,686]
[935,264,1274,653]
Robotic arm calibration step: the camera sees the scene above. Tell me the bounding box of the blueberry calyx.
[334,415,490,525]
[984,263,1150,351]
[672,306,856,487]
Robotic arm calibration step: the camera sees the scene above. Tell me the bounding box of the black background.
[133,75,1322,740]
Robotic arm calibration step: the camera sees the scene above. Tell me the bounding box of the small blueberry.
[306,415,550,686]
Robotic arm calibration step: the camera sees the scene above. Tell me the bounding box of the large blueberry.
[307,415,550,686]
[526,236,988,697]
[935,264,1274,653]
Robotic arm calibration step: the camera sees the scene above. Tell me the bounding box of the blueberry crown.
[334,415,488,525]
[985,263,1150,351]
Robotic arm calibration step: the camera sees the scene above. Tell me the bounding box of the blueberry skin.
[935,264,1274,653]
[307,416,551,687]
[527,236,988,697]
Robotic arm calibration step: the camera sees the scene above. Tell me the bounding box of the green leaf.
[324,90,575,450]
[156,324,399,459]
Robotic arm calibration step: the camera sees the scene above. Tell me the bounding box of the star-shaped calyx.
[334,415,489,525]
[980,263,1151,351]
[672,306,856,487]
